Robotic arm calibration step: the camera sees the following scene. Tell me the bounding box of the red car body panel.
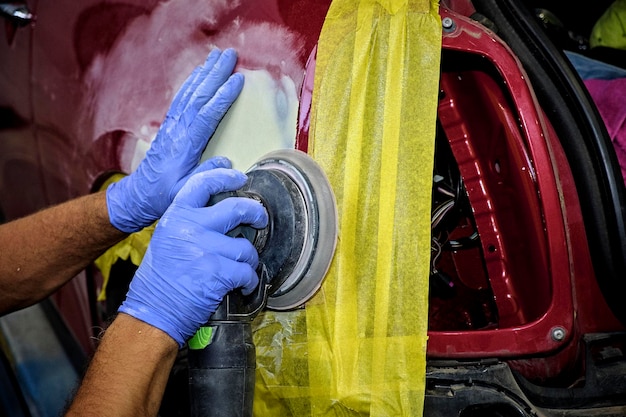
[427,6,624,381]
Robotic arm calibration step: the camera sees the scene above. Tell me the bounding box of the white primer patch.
[200,68,298,171]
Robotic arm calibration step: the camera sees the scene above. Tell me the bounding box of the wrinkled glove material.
[107,48,244,233]
[94,173,154,302]
[119,169,268,347]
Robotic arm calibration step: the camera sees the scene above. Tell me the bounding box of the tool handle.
[188,322,255,417]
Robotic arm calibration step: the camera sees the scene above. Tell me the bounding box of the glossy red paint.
[431,8,573,358]
[428,6,624,382]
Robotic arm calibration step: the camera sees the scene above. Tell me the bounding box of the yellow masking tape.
[253,0,441,415]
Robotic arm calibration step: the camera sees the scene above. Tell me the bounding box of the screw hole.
[494,159,501,174]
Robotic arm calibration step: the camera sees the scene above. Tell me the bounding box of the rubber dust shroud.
[241,149,337,311]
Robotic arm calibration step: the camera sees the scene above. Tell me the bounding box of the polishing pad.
[241,149,337,310]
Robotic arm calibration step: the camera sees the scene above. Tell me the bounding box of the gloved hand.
[118,168,268,347]
[107,48,245,233]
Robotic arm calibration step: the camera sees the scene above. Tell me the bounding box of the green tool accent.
[188,326,214,350]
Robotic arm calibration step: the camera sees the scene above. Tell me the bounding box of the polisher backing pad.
[242,149,338,311]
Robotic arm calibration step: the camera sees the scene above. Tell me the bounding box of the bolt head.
[442,17,455,31]
[551,327,566,341]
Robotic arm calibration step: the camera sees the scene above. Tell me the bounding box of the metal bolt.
[442,17,456,32]
[551,327,566,342]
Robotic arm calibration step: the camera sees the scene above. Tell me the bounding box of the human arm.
[0,191,125,315]
[65,169,268,417]
[64,313,178,417]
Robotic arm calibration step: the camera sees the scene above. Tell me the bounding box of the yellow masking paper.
[253,0,441,415]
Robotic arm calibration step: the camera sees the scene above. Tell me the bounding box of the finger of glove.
[181,48,239,119]
[173,169,248,209]
[174,49,223,117]
[214,257,260,296]
[167,66,202,120]
[203,232,260,267]
[186,73,244,146]
[205,197,268,232]
[148,75,243,203]
[150,62,207,159]
[169,156,232,198]
[193,156,232,173]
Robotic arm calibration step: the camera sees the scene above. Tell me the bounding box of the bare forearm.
[65,314,178,417]
[0,191,126,314]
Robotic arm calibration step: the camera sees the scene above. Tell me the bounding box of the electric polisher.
[188,149,338,417]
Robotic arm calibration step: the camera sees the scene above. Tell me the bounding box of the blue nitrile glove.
[107,48,245,233]
[118,168,268,347]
